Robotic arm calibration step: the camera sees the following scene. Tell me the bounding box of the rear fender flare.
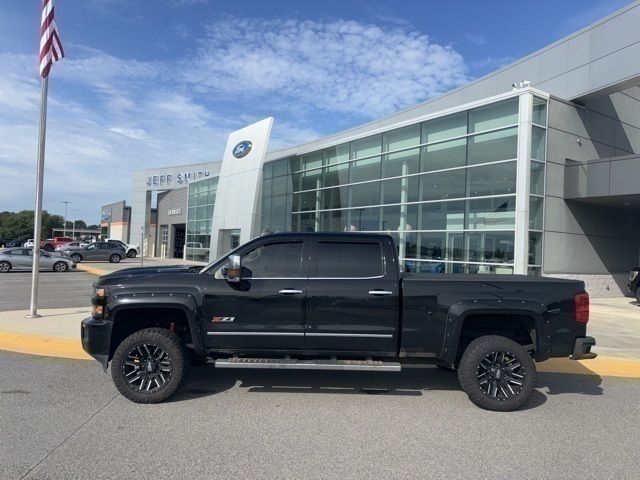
[441,299,549,364]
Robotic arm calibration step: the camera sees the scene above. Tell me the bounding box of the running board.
[214,358,401,372]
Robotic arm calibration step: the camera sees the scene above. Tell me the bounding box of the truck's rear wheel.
[458,335,536,412]
[111,328,187,403]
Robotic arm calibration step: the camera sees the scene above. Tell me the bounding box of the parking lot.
[1,263,639,479]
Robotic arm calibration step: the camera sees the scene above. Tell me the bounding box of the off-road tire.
[53,261,68,272]
[109,253,121,263]
[458,335,536,412]
[111,327,188,404]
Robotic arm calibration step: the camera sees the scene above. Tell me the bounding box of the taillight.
[574,292,589,323]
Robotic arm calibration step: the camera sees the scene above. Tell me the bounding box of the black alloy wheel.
[458,335,536,411]
[111,328,187,403]
[53,261,68,272]
[109,253,121,263]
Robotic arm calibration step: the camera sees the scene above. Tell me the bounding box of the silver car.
[0,248,76,273]
[62,242,125,263]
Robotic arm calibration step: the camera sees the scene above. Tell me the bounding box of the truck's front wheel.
[111,328,188,403]
[458,335,536,412]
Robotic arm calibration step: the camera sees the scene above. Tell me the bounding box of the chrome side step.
[214,357,401,372]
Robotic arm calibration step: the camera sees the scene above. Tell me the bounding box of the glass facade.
[260,93,548,275]
[185,177,218,262]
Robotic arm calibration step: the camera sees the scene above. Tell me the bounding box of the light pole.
[62,200,71,237]
[72,208,78,239]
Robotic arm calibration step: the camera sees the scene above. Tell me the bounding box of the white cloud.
[182,17,468,118]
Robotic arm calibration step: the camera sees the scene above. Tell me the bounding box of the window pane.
[467,127,518,165]
[319,209,347,232]
[270,215,288,232]
[293,191,317,212]
[381,176,419,204]
[301,151,323,170]
[263,163,273,179]
[260,215,270,232]
[467,197,516,230]
[324,143,349,164]
[482,231,514,263]
[271,195,288,215]
[381,205,401,231]
[321,186,348,210]
[271,175,289,196]
[272,159,289,177]
[422,111,467,143]
[420,138,466,172]
[420,169,466,201]
[350,157,381,183]
[529,196,544,230]
[447,232,465,261]
[419,201,465,230]
[292,212,316,232]
[351,134,381,159]
[469,98,518,133]
[532,97,547,126]
[530,161,545,195]
[531,126,546,161]
[243,242,303,277]
[349,207,380,231]
[529,231,543,265]
[350,182,381,207]
[317,241,383,277]
[418,232,445,260]
[467,161,516,197]
[383,124,420,152]
[261,196,271,215]
[322,162,349,188]
[382,148,420,178]
[300,168,322,191]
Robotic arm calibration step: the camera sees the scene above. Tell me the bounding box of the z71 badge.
[212,316,235,323]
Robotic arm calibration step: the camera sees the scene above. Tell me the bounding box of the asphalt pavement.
[0,271,95,311]
[1,350,639,480]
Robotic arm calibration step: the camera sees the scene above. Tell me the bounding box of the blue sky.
[0,0,630,222]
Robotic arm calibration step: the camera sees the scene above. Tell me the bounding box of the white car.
[106,239,139,258]
[23,239,35,248]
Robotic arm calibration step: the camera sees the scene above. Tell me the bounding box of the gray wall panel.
[610,158,640,195]
[156,187,188,226]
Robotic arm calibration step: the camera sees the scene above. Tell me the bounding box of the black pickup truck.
[82,232,596,411]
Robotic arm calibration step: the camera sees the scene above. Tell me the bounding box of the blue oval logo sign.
[232,140,252,159]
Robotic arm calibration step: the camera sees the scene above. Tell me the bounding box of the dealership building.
[103,4,640,296]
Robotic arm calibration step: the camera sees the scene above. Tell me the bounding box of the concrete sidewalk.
[0,301,639,377]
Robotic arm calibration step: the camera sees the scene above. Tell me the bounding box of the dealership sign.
[146,170,210,187]
[232,141,252,158]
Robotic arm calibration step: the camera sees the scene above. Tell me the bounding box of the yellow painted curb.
[0,331,91,360]
[538,356,640,379]
[76,264,107,276]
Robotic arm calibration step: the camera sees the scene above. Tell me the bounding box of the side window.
[99,243,111,250]
[86,244,96,250]
[242,241,304,278]
[316,241,384,278]
[8,249,25,255]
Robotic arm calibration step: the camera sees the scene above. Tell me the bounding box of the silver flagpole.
[27,75,49,319]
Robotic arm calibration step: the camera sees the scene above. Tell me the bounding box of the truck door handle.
[369,290,393,296]
[279,289,303,295]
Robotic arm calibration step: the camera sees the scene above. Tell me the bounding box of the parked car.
[106,239,139,258]
[23,239,35,248]
[627,267,640,302]
[82,232,596,411]
[5,237,28,248]
[41,236,74,252]
[55,241,88,251]
[0,247,76,272]
[63,242,125,263]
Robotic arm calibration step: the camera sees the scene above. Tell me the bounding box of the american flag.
[39,0,64,78]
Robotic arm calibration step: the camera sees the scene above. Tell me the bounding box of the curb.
[0,330,639,377]
[0,330,90,360]
[76,264,107,276]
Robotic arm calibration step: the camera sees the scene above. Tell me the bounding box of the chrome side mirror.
[222,254,242,283]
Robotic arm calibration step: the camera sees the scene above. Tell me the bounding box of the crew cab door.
[305,236,399,354]
[203,236,309,350]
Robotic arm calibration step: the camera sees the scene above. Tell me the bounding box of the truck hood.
[95,265,204,285]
